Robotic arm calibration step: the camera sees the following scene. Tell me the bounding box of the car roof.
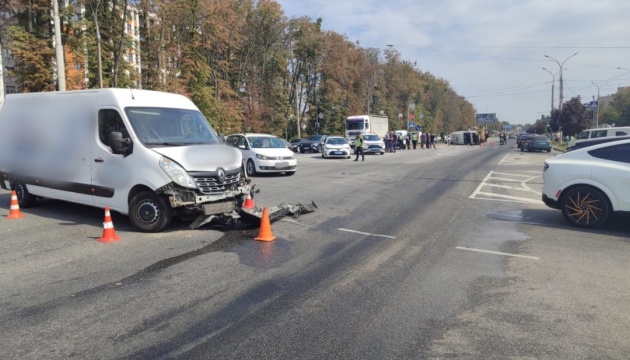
[227,133,276,137]
[565,137,630,154]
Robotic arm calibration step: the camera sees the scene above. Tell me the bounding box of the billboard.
[476,113,496,124]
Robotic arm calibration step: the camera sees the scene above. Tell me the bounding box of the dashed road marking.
[470,171,544,204]
[456,246,539,260]
[338,228,397,239]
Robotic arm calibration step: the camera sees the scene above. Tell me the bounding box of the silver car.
[321,136,352,158]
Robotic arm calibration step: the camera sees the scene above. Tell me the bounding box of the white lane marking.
[281,218,299,223]
[475,191,544,204]
[469,171,494,199]
[338,228,397,239]
[456,246,539,260]
[484,183,535,192]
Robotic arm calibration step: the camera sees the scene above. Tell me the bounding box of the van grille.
[193,173,240,194]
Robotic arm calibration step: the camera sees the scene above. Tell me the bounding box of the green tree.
[556,96,590,137]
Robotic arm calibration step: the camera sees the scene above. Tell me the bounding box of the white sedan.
[226,133,297,176]
[321,136,352,158]
[542,139,630,228]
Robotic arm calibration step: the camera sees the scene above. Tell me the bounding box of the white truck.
[345,114,389,147]
[0,88,253,232]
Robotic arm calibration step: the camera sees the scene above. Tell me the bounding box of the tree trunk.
[0,41,4,108]
[113,0,129,87]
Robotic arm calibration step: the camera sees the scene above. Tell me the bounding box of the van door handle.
[94,158,104,163]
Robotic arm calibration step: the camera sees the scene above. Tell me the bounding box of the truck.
[345,114,389,147]
[0,88,253,232]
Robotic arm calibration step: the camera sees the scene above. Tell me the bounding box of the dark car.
[298,134,328,153]
[567,135,630,152]
[521,135,551,152]
[289,138,308,152]
[517,134,535,149]
[279,138,292,150]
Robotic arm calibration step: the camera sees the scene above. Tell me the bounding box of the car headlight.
[289,154,296,160]
[159,156,197,189]
[325,145,331,149]
[543,163,549,172]
[256,154,278,160]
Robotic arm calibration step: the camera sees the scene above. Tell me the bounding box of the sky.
[275,0,630,126]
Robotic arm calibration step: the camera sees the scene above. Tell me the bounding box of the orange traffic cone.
[6,190,23,219]
[97,206,121,243]
[242,193,255,209]
[254,207,276,242]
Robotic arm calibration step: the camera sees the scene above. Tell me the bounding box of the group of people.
[384,131,439,152]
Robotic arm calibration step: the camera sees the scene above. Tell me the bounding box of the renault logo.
[217,168,226,184]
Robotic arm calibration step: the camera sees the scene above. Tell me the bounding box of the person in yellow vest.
[411,132,418,149]
[354,132,364,161]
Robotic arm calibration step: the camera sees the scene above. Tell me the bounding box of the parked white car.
[226,133,297,176]
[361,133,385,154]
[321,136,352,158]
[542,139,630,228]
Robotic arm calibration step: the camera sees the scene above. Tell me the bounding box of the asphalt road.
[1,139,629,360]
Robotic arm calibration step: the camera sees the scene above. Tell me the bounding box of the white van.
[567,125,630,149]
[0,89,251,232]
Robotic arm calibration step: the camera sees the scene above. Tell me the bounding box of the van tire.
[129,192,172,232]
[246,159,257,176]
[14,181,37,208]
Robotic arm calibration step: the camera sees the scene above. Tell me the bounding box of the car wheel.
[547,149,551,152]
[520,147,524,152]
[380,152,385,155]
[560,186,610,228]
[300,148,305,154]
[13,181,37,208]
[129,191,173,232]
[246,159,257,176]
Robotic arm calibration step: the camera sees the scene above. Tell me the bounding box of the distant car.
[568,135,630,152]
[299,134,328,153]
[226,133,297,176]
[566,126,630,150]
[517,134,535,149]
[361,133,385,154]
[290,138,308,152]
[542,139,630,228]
[321,136,352,158]
[521,135,551,152]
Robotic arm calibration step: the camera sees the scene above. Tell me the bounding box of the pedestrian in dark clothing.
[420,133,426,149]
[384,132,391,152]
[354,133,364,161]
[391,132,397,153]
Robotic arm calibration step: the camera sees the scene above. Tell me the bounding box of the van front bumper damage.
[163,183,317,229]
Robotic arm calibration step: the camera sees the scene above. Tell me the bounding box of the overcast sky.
[276,0,630,126]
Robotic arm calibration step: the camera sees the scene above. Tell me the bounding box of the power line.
[389,44,630,49]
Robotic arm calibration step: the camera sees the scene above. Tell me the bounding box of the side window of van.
[577,131,590,140]
[616,131,628,136]
[591,130,607,139]
[98,110,129,146]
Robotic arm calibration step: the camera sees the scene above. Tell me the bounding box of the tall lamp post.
[544,52,578,111]
[542,67,560,113]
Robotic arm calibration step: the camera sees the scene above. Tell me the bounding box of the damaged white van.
[0,89,251,232]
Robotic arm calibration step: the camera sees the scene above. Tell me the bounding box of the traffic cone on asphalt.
[254,208,276,242]
[6,190,23,219]
[97,206,121,243]
[242,193,255,209]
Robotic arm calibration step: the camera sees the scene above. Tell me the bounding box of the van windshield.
[125,107,221,146]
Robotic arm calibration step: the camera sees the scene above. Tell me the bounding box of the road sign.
[476,113,496,124]
[409,114,415,120]
[589,101,599,110]
[415,125,421,131]
[408,121,415,127]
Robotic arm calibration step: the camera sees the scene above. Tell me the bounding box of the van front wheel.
[129,192,172,232]
[14,181,37,208]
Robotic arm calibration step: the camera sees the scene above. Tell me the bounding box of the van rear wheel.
[14,181,37,208]
[129,192,172,232]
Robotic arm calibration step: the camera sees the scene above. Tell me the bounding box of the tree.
[556,96,590,137]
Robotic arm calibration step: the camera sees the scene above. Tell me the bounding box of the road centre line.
[338,228,397,239]
[456,246,539,260]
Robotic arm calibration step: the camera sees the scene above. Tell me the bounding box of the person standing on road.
[384,132,391,153]
[354,132,365,161]
[411,132,418,149]
[390,132,397,153]
[420,132,426,149]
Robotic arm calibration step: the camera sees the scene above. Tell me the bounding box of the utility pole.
[296,81,301,138]
[92,1,104,88]
[52,0,66,91]
[0,41,4,108]
[542,67,557,113]
[591,82,600,128]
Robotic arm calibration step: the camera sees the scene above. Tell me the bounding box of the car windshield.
[327,138,346,145]
[346,120,365,130]
[248,136,285,149]
[363,135,380,141]
[125,107,221,146]
[308,135,325,142]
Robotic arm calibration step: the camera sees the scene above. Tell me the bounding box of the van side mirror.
[109,132,132,157]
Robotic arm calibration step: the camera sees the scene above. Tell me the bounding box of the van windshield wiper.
[144,142,185,146]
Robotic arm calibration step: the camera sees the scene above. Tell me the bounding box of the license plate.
[275,161,289,169]
[333,151,342,155]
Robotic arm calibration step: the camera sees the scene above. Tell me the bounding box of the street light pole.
[544,52,578,110]
[542,67,558,113]
[591,81,600,128]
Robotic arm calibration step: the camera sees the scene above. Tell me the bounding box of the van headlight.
[256,154,278,160]
[159,156,197,189]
